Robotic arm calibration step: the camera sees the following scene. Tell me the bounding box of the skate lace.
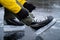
[34,16,47,22]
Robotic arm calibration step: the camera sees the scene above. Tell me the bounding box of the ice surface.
[0,1,60,40]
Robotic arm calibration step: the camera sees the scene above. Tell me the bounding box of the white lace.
[34,16,47,22]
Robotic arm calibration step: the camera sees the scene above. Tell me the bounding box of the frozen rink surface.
[0,1,60,40]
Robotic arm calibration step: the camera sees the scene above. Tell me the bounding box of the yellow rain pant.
[0,0,22,14]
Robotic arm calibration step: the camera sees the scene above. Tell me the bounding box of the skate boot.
[4,8,24,26]
[4,18,24,26]
[23,2,36,12]
[30,16,55,30]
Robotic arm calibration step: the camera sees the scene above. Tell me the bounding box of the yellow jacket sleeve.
[17,0,27,5]
[0,0,22,14]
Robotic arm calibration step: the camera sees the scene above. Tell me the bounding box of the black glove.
[16,8,29,20]
[23,2,36,12]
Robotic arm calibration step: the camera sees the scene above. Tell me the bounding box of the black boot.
[23,2,36,12]
[30,16,55,30]
[5,18,24,26]
[4,8,24,26]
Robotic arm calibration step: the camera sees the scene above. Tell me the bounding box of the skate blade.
[4,25,27,36]
[35,18,56,35]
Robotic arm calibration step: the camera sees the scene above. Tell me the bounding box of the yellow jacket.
[0,0,26,14]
